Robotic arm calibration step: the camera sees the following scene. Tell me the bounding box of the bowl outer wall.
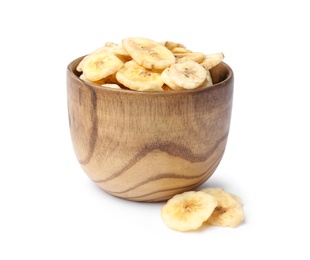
[67,57,234,202]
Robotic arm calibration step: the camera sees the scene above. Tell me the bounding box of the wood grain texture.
[67,56,234,202]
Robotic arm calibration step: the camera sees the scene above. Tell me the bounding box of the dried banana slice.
[161,60,207,90]
[205,69,213,87]
[161,191,218,232]
[103,42,131,57]
[175,52,205,63]
[122,37,175,70]
[171,47,192,53]
[101,83,121,89]
[160,67,183,90]
[79,73,105,85]
[77,43,129,72]
[80,73,121,89]
[200,188,245,227]
[162,84,174,91]
[159,41,186,51]
[76,55,89,72]
[116,60,164,91]
[200,52,225,70]
[82,53,124,82]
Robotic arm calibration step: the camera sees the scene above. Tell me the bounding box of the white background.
[1,0,309,259]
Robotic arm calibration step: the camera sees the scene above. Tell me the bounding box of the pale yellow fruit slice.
[171,47,192,53]
[76,43,129,72]
[200,52,225,70]
[82,53,124,82]
[103,42,131,57]
[200,188,245,227]
[160,67,183,90]
[116,60,164,91]
[205,69,213,87]
[79,73,105,85]
[76,55,89,72]
[175,52,205,63]
[161,60,207,90]
[101,83,121,89]
[159,41,186,51]
[161,191,218,232]
[122,37,175,70]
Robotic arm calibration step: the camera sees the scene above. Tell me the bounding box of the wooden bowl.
[67,56,234,202]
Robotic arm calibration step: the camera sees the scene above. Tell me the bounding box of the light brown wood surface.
[67,57,234,202]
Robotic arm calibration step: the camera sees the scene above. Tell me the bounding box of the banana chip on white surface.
[161,191,218,232]
[200,188,245,227]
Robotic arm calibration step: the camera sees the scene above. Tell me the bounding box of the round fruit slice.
[82,53,124,82]
[122,37,175,70]
[161,60,207,90]
[116,60,164,91]
[161,191,218,232]
[200,188,245,227]
[200,52,225,70]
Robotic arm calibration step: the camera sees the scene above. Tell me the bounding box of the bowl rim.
[67,55,233,95]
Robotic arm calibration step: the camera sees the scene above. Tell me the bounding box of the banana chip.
[200,188,245,228]
[159,41,186,51]
[82,53,124,82]
[79,73,106,85]
[161,191,218,232]
[116,60,164,91]
[101,83,121,89]
[122,37,176,70]
[171,47,192,53]
[200,52,225,70]
[162,60,208,90]
[175,52,205,63]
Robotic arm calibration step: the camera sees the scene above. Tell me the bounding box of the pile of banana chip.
[77,37,224,91]
[161,188,245,232]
